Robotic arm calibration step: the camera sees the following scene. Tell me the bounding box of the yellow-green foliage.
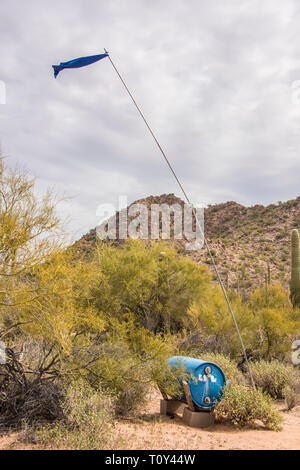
[251,360,298,399]
[248,283,300,359]
[86,314,178,415]
[91,241,297,366]
[93,239,215,334]
[215,384,282,430]
[11,248,177,416]
[2,249,107,380]
[0,158,64,323]
[29,251,105,355]
[187,292,257,357]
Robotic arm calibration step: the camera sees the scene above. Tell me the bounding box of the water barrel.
[168,356,226,409]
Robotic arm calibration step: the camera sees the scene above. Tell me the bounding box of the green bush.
[215,384,282,430]
[36,382,115,450]
[251,360,297,399]
[92,341,149,416]
[86,315,177,416]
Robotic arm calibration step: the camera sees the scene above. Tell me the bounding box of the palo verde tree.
[92,238,215,334]
[249,283,299,359]
[0,159,179,422]
[0,157,64,322]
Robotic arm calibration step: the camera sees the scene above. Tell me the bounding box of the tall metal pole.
[104,49,256,388]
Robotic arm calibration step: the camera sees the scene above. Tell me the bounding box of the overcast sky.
[1,0,300,239]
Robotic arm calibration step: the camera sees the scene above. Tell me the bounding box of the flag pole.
[104,48,255,388]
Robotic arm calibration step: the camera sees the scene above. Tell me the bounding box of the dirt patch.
[111,398,300,450]
[0,396,299,450]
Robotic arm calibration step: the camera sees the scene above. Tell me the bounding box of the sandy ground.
[0,397,299,450]
[111,398,300,450]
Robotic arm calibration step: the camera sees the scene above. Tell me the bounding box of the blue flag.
[52,53,109,78]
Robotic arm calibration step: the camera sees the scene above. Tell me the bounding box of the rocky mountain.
[74,193,300,294]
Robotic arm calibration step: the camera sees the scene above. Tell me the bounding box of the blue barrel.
[168,356,226,409]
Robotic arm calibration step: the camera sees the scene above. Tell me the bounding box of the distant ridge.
[73,194,300,293]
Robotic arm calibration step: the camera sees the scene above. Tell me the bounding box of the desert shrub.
[283,386,299,410]
[251,360,297,399]
[215,384,282,430]
[36,382,115,450]
[0,348,64,429]
[91,339,149,416]
[86,315,177,416]
[283,382,300,411]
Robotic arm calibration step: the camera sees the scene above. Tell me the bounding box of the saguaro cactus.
[291,229,300,307]
[265,263,271,285]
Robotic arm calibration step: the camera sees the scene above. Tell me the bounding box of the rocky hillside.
[74,194,300,294]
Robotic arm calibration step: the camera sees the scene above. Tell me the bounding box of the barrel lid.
[189,361,225,409]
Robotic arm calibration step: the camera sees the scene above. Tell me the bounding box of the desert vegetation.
[0,158,299,449]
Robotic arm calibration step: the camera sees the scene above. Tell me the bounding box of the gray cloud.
[1,0,300,239]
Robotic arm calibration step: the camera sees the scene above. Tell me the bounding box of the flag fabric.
[52,53,109,78]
